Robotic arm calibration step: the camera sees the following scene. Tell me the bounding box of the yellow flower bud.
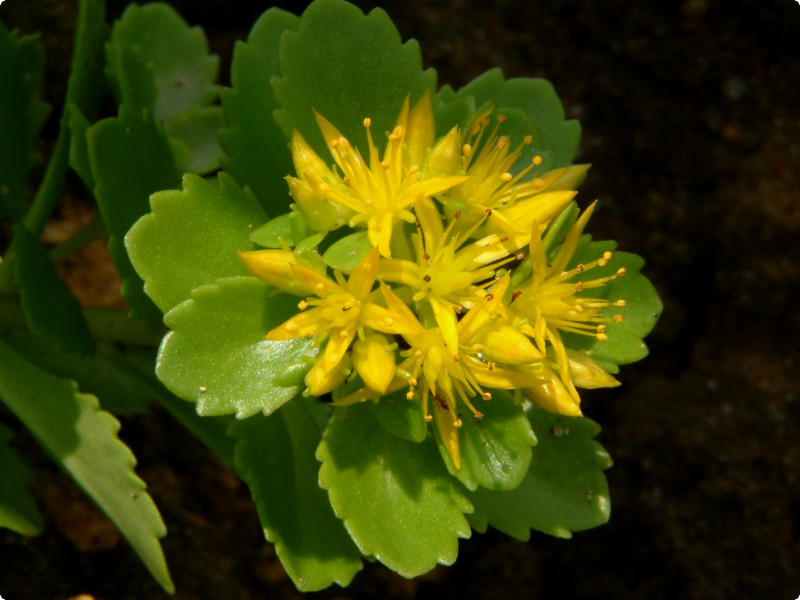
[237,249,312,296]
[305,353,352,396]
[425,127,462,176]
[352,333,396,393]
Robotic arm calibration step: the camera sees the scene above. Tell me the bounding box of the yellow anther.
[473,343,485,352]
[500,172,513,182]
[488,362,496,371]
[342,176,350,184]
[453,419,463,428]
[408,377,418,386]
[616,267,627,277]
[615,299,627,307]
[577,263,585,273]
[424,415,434,422]
[298,300,308,310]
[406,391,416,400]
[331,139,339,148]
[380,160,390,170]
[482,392,492,400]
[613,314,624,323]
[363,117,372,128]
[596,332,609,341]
[603,251,613,260]
[415,349,424,359]
[532,155,543,165]
[315,283,325,292]
[497,114,507,123]
[408,164,420,175]
[532,177,544,187]
[573,304,584,313]
[340,329,349,338]
[597,324,607,333]
[462,143,473,157]
[598,258,608,267]
[575,282,585,292]
[523,135,533,144]
[384,317,394,327]
[497,137,508,150]
[474,411,484,419]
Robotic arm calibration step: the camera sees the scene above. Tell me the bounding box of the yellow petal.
[405,91,435,168]
[290,130,336,183]
[434,402,461,470]
[367,213,395,258]
[475,324,543,365]
[523,376,582,416]
[238,250,312,296]
[429,295,459,355]
[425,126,462,176]
[290,265,341,298]
[323,327,356,371]
[305,353,352,396]
[352,333,396,393]
[267,308,325,340]
[567,350,621,389]
[347,247,380,298]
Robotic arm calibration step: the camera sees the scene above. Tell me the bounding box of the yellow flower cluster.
[239,92,626,467]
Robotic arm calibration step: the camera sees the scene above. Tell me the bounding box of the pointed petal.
[238,250,312,296]
[352,334,396,393]
[290,130,336,183]
[305,354,352,396]
[347,247,380,298]
[405,91,435,167]
[323,327,356,371]
[267,309,325,340]
[429,295,459,356]
[290,265,341,298]
[549,201,597,275]
[367,213,395,258]
[434,403,461,470]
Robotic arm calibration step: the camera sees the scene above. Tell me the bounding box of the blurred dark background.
[1,0,799,598]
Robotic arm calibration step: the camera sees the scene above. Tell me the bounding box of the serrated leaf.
[0,339,173,592]
[0,25,45,218]
[445,68,581,172]
[562,239,662,370]
[272,0,436,159]
[105,3,218,123]
[157,276,316,418]
[317,403,472,577]
[88,104,180,325]
[250,211,309,249]
[370,388,427,443]
[0,328,150,416]
[434,391,537,491]
[468,403,611,540]
[322,231,372,271]
[164,105,224,174]
[0,422,43,536]
[432,92,475,138]
[13,225,94,356]
[219,8,299,215]
[126,172,266,314]
[232,401,362,591]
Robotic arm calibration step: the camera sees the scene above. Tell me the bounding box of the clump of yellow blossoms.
[239,92,626,468]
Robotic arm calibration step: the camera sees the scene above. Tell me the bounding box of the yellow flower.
[289,92,468,257]
[509,202,627,414]
[258,248,412,395]
[438,110,589,240]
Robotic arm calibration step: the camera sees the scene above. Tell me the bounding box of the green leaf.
[250,211,308,249]
[116,346,236,468]
[434,391,537,491]
[164,105,225,174]
[0,328,150,416]
[317,403,472,577]
[232,401,362,591]
[0,422,43,536]
[562,238,662,370]
[157,277,317,418]
[468,403,612,540]
[88,104,180,325]
[67,104,95,190]
[369,388,427,443]
[105,2,218,123]
[0,339,173,593]
[443,68,581,172]
[0,25,47,219]
[272,0,436,159]
[13,225,94,356]
[219,8,299,215]
[322,231,372,271]
[126,172,266,314]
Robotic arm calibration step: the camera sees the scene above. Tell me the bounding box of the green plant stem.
[0,295,165,347]
[49,212,108,263]
[0,0,107,292]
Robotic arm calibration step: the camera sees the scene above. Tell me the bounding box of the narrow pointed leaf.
[272,0,436,159]
[322,231,372,271]
[219,8,299,214]
[164,105,225,174]
[468,404,611,540]
[0,422,43,536]
[0,340,173,592]
[13,225,94,355]
[126,172,266,314]
[157,277,317,418]
[317,403,472,577]
[232,401,362,591]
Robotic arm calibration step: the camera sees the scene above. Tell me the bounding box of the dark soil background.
[1,0,799,598]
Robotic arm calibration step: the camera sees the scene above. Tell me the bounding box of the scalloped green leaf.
[13,225,94,356]
[158,276,316,418]
[434,391,537,491]
[562,238,662,370]
[105,3,218,123]
[0,340,173,592]
[322,231,372,271]
[88,104,179,325]
[468,404,611,540]
[272,0,437,159]
[0,25,48,219]
[250,211,310,249]
[317,403,472,577]
[0,422,43,536]
[370,388,427,443]
[232,401,362,591]
[164,105,225,174]
[218,8,299,215]
[442,68,581,172]
[126,172,266,314]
